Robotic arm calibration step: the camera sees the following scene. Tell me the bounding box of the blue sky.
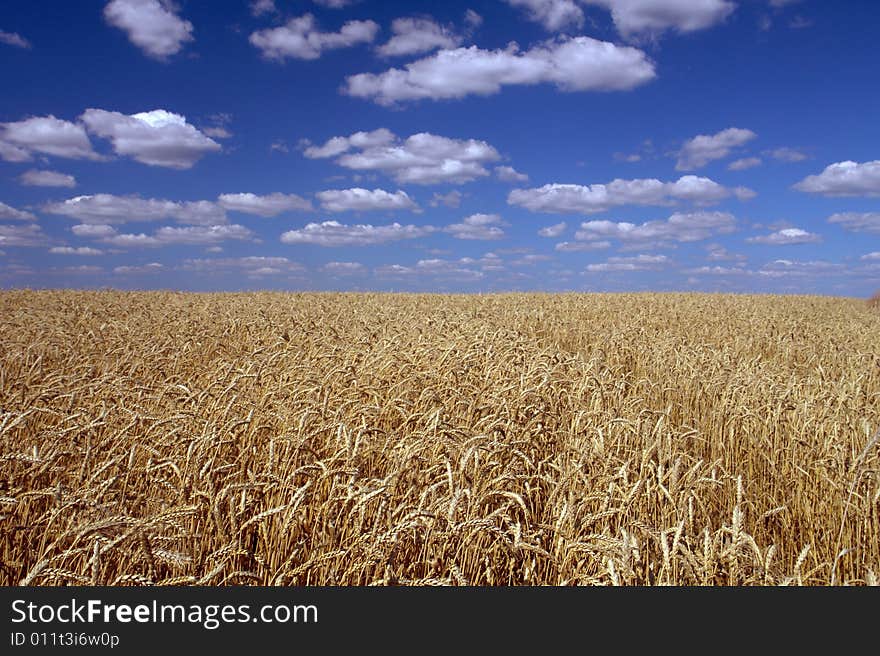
[1,0,878,294]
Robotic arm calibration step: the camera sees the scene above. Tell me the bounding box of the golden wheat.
[1,291,878,586]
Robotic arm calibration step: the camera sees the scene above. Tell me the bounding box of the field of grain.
[1,291,878,586]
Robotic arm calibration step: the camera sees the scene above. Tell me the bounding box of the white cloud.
[827,212,880,234]
[217,192,313,217]
[555,240,611,252]
[302,128,396,159]
[250,0,276,16]
[92,224,254,248]
[100,233,162,247]
[508,175,740,213]
[344,36,656,106]
[464,10,483,28]
[444,213,507,240]
[503,0,584,31]
[103,0,194,59]
[705,243,746,262]
[250,13,379,60]
[676,127,757,170]
[728,157,762,171]
[18,169,77,188]
[733,186,757,201]
[153,225,254,245]
[575,211,736,247]
[0,223,47,247]
[794,161,880,196]
[62,265,104,274]
[377,17,462,57]
[0,30,31,49]
[80,108,221,169]
[584,0,736,38]
[0,201,36,221]
[114,262,164,274]
[182,256,304,277]
[538,222,567,237]
[45,194,227,225]
[686,265,750,276]
[316,188,419,213]
[49,246,104,255]
[314,0,359,7]
[202,126,232,139]
[322,261,366,275]
[71,224,117,238]
[281,220,435,246]
[375,257,486,281]
[860,252,880,261]
[307,129,502,185]
[766,147,807,162]
[0,115,101,161]
[746,227,822,245]
[495,165,529,183]
[586,254,671,272]
[758,259,844,278]
[0,141,31,162]
[512,254,553,266]
[430,190,463,208]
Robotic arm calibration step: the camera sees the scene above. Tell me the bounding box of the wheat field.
[1,290,878,586]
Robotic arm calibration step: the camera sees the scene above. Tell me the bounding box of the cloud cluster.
[766,147,807,162]
[827,212,880,233]
[429,190,463,208]
[727,157,762,171]
[78,224,254,248]
[81,109,221,169]
[0,223,47,247]
[47,191,316,226]
[504,0,584,31]
[322,261,367,275]
[0,30,31,49]
[495,166,529,183]
[18,169,77,188]
[114,262,164,275]
[574,211,737,247]
[746,227,821,245]
[305,129,502,185]
[344,37,656,106]
[376,17,462,57]
[705,244,746,262]
[182,256,304,277]
[250,13,379,60]
[676,127,757,170]
[584,0,736,39]
[0,201,37,221]
[49,246,104,256]
[686,259,846,279]
[794,160,880,196]
[555,240,611,252]
[316,188,419,213]
[376,255,502,281]
[538,222,567,237]
[281,221,435,246]
[444,214,507,240]
[103,0,194,60]
[217,192,313,217]
[44,194,227,225]
[508,176,750,213]
[0,116,102,162]
[586,254,671,272]
[1,109,221,169]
